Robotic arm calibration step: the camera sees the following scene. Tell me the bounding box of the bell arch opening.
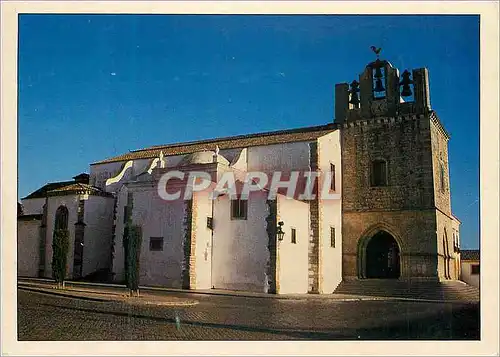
[360,230,401,279]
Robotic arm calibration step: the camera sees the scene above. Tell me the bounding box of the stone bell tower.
[335,55,460,281]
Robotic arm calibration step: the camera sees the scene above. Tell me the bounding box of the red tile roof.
[23,181,111,199]
[91,124,337,165]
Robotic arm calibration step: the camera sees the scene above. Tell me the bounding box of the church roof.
[47,183,111,197]
[91,123,337,165]
[461,249,480,261]
[23,180,76,199]
[23,179,111,199]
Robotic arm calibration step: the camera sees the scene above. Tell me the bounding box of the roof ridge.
[91,123,337,165]
[131,123,336,153]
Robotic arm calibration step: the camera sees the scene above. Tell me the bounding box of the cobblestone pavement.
[18,289,479,340]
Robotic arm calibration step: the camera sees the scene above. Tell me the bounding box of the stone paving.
[18,282,199,306]
[17,288,480,340]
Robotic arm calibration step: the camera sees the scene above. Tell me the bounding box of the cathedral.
[17,57,462,294]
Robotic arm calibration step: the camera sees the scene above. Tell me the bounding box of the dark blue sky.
[18,14,479,249]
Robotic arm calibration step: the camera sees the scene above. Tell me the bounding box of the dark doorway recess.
[365,231,400,279]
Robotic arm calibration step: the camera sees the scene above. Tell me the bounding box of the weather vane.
[370,46,382,59]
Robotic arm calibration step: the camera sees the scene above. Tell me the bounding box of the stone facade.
[336,59,460,281]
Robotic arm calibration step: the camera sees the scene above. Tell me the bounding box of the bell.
[399,69,413,97]
[373,65,383,79]
[374,78,385,92]
[349,80,360,106]
[401,83,413,97]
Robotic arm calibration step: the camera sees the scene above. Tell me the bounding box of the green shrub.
[52,229,70,288]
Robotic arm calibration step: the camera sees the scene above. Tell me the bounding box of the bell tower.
[336,52,460,282]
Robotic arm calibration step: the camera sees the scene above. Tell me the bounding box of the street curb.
[18,286,116,303]
[18,286,200,306]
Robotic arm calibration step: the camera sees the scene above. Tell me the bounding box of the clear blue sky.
[18,14,479,249]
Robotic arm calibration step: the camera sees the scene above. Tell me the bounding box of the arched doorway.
[365,231,400,279]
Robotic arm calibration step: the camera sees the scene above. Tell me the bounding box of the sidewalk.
[18,278,384,302]
[18,277,471,303]
[18,280,199,306]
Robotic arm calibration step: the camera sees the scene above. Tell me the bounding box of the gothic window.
[371,159,388,187]
[54,205,69,230]
[330,163,336,191]
[231,199,247,220]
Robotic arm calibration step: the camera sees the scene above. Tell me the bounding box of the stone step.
[333,279,479,301]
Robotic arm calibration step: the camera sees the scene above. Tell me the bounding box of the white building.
[19,126,343,294]
[18,58,465,294]
[460,250,480,288]
[18,173,115,280]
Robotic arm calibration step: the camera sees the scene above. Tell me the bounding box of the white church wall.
[90,159,152,191]
[81,195,115,277]
[90,161,126,189]
[20,197,46,215]
[193,191,213,290]
[44,195,79,279]
[131,187,186,288]
[318,130,343,293]
[276,195,309,294]
[17,218,41,277]
[247,141,311,174]
[211,192,270,292]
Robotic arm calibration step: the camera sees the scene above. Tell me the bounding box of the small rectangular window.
[149,237,164,251]
[330,163,336,191]
[330,227,336,248]
[231,199,248,220]
[372,159,387,187]
[291,228,297,244]
[471,264,480,275]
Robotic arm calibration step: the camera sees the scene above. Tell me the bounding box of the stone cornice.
[429,111,451,140]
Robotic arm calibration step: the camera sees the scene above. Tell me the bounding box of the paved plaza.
[18,288,479,340]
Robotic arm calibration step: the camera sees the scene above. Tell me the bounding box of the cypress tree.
[52,228,70,289]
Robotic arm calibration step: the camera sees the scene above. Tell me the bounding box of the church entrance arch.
[359,230,401,279]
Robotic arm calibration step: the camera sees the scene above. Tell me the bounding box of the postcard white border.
[1,1,498,356]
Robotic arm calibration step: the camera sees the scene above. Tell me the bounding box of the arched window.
[372,65,386,99]
[54,205,69,231]
[371,159,388,187]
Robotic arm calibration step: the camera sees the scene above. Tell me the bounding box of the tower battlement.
[335,60,431,124]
